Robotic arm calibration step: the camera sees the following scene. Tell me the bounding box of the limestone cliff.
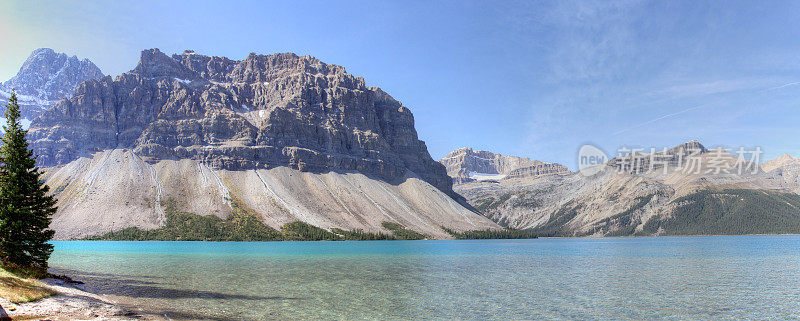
[29,49,455,197]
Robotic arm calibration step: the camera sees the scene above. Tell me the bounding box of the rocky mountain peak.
[444,147,473,157]
[133,48,200,80]
[28,48,457,198]
[0,48,104,119]
[609,140,711,174]
[439,148,568,184]
[762,153,800,172]
[667,140,707,155]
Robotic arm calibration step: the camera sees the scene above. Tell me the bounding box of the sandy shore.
[0,278,167,321]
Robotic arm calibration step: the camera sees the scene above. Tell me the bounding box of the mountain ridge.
[454,140,800,236]
[8,48,800,239]
[1,48,104,120]
[21,48,502,239]
[29,48,457,198]
[439,147,569,184]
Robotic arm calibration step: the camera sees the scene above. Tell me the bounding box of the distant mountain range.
[444,142,800,236]
[0,48,104,121]
[5,47,800,239]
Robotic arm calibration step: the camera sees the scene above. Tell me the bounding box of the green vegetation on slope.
[642,189,800,235]
[330,228,396,240]
[86,198,283,241]
[0,267,56,303]
[380,222,427,240]
[281,221,340,241]
[442,227,538,239]
[85,198,430,241]
[329,222,428,240]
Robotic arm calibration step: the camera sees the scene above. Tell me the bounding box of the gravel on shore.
[0,278,167,321]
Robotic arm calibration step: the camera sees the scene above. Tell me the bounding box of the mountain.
[761,153,800,194]
[0,48,104,120]
[439,147,569,184]
[30,49,454,196]
[761,153,800,172]
[30,48,499,239]
[455,141,800,236]
[608,140,708,174]
[44,149,498,240]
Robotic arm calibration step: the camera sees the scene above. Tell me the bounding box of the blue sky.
[2,0,799,168]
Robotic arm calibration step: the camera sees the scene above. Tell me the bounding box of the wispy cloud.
[541,0,643,84]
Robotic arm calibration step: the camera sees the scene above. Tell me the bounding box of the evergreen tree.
[0,92,56,276]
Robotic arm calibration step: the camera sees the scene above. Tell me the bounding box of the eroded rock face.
[506,163,570,179]
[44,149,500,240]
[29,49,455,196]
[0,48,104,120]
[439,147,569,184]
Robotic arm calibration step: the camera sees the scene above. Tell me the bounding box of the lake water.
[49,236,800,320]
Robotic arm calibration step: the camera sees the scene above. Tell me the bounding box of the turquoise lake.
[49,236,800,320]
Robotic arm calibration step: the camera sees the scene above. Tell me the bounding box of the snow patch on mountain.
[468,172,508,181]
[0,48,103,120]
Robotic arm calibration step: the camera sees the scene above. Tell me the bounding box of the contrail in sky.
[763,81,800,92]
[614,81,799,136]
[612,103,709,136]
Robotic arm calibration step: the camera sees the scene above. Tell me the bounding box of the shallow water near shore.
[49,236,800,320]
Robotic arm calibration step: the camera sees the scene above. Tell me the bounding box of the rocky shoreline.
[0,277,166,321]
